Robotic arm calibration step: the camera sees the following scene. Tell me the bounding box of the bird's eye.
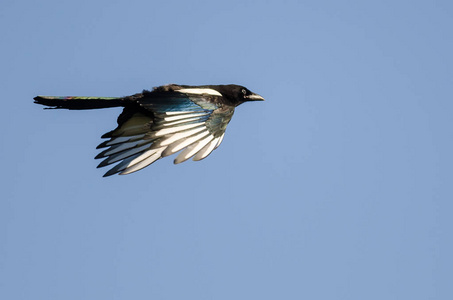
[242,89,247,95]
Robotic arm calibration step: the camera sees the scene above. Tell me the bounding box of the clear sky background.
[1,0,452,299]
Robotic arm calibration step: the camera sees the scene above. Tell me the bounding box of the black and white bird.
[34,84,264,176]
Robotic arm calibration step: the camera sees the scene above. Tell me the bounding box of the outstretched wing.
[96,91,235,176]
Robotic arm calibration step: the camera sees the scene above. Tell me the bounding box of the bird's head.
[214,85,264,106]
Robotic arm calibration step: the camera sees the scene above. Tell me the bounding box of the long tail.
[34,96,126,110]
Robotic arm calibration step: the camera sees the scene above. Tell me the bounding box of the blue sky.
[1,0,452,299]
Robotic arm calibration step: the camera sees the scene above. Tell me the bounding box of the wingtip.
[173,158,183,165]
[96,141,110,149]
[103,169,118,177]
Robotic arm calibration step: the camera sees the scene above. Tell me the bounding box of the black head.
[211,84,265,106]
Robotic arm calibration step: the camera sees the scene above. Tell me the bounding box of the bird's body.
[34,84,264,176]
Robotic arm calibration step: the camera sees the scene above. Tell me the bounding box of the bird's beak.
[245,93,265,101]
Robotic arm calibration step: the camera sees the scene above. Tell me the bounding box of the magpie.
[34,84,264,177]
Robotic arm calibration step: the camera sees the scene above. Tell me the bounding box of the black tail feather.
[34,96,126,110]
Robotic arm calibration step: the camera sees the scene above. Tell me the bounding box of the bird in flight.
[34,84,264,177]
